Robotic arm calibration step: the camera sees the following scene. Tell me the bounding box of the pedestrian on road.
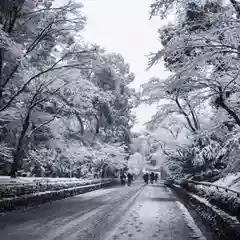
[154,173,159,183]
[120,172,126,186]
[150,172,154,184]
[127,172,133,186]
[143,172,149,184]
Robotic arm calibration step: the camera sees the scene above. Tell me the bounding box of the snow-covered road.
[0,181,217,240]
[105,184,207,240]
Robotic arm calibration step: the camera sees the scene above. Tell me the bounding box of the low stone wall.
[0,179,119,212]
[171,184,240,240]
[180,182,240,222]
[0,178,108,199]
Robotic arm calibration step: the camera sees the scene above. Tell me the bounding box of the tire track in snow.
[0,184,144,240]
[43,185,144,240]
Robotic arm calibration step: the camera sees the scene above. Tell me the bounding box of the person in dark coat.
[150,172,155,184]
[154,173,159,183]
[127,172,133,186]
[142,173,145,183]
[143,172,149,184]
[120,172,126,185]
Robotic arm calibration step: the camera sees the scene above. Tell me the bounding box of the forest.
[0,0,143,178]
[2,0,240,183]
[142,0,240,181]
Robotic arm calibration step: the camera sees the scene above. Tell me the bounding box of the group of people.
[143,172,158,184]
[120,171,159,186]
[120,172,133,186]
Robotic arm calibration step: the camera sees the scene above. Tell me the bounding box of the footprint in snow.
[112,234,119,240]
[152,233,158,238]
[120,230,128,235]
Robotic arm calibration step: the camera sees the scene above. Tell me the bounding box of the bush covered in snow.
[0,178,108,199]
[172,185,240,239]
[0,179,119,212]
[181,183,240,221]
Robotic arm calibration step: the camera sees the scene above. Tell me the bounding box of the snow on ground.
[0,176,98,185]
[0,183,143,240]
[213,173,240,191]
[176,201,206,240]
[214,173,240,187]
[105,184,205,240]
[74,187,117,199]
[230,182,240,191]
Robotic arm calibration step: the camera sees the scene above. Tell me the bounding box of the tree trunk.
[75,111,84,135]
[94,114,100,135]
[218,88,240,126]
[9,108,32,178]
[230,0,240,18]
[185,98,200,130]
[175,96,196,133]
[0,48,4,107]
[7,7,18,34]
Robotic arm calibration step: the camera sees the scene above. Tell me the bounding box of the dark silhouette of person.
[143,172,149,184]
[127,172,133,186]
[150,172,155,184]
[154,173,159,183]
[120,172,126,185]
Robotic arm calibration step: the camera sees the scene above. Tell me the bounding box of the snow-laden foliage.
[0,0,137,177]
[143,0,240,180]
[182,182,240,221]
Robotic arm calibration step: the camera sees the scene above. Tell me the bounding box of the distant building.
[150,159,156,166]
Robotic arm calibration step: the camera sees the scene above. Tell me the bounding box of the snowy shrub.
[205,189,240,221]
[0,179,119,212]
[0,179,108,199]
[181,183,240,221]
[172,185,240,239]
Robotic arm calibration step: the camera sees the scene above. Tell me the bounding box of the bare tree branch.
[27,117,55,139]
[0,52,92,112]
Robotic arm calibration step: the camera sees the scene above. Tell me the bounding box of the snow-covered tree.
[0,1,137,177]
[144,0,240,179]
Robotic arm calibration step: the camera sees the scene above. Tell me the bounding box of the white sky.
[58,0,170,132]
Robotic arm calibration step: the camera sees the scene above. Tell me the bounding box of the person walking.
[142,173,146,183]
[127,172,133,186]
[143,172,149,184]
[154,173,159,183]
[120,171,126,186]
[150,172,155,184]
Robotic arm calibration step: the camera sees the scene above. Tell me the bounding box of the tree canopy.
[0,0,140,178]
[142,0,240,180]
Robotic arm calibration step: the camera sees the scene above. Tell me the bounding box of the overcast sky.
[63,0,170,131]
